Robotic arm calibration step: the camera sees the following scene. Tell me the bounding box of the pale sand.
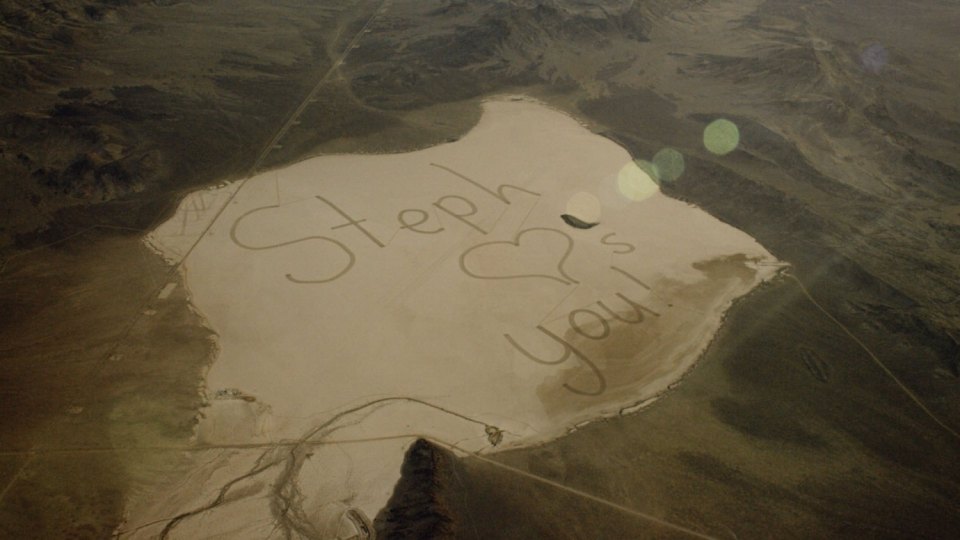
[126,97,779,538]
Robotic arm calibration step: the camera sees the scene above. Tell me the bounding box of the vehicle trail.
[72,0,393,419]
[785,272,960,441]
[121,396,718,540]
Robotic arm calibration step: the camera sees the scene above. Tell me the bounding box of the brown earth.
[2,0,959,538]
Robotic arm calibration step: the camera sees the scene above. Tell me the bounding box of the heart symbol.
[458,227,579,285]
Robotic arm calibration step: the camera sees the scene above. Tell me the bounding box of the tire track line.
[81,0,391,393]
[177,0,389,266]
[786,272,960,441]
[429,436,721,540]
[105,432,719,540]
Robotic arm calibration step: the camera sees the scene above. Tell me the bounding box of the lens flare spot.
[617,161,659,202]
[565,192,602,224]
[703,119,740,156]
[652,148,685,183]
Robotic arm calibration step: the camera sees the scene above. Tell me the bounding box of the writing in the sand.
[229,163,660,396]
[501,267,659,396]
[230,163,637,284]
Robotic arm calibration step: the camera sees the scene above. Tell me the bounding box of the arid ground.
[1,1,959,538]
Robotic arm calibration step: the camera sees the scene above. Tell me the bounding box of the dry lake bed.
[121,97,779,538]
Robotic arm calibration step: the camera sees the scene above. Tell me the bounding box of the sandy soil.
[2,1,959,537]
[128,98,777,538]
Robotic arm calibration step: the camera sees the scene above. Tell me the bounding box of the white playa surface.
[128,97,778,538]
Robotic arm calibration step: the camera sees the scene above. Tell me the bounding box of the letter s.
[230,204,356,284]
[601,232,635,255]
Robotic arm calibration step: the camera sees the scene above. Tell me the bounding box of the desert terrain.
[1,0,959,538]
[124,97,778,538]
